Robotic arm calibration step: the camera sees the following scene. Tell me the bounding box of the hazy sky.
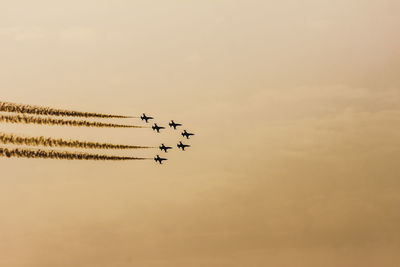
[1,1,400,266]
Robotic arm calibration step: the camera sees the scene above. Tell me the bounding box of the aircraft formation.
[0,101,195,164]
[140,113,195,164]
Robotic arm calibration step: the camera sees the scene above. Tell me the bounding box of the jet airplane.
[181,130,195,139]
[159,144,172,153]
[169,120,182,130]
[154,155,168,164]
[140,113,153,123]
[177,141,191,151]
[152,123,165,133]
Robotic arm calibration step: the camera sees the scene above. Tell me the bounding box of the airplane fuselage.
[141,114,153,123]
[177,142,191,151]
[169,121,182,130]
[152,124,165,133]
[154,155,167,164]
[159,145,172,152]
[182,132,194,139]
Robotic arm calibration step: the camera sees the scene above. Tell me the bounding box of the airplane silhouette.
[140,113,153,123]
[169,120,182,130]
[159,144,172,153]
[177,141,191,151]
[152,123,165,133]
[154,155,168,164]
[181,130,195,139]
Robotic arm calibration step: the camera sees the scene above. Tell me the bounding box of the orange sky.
[1,1,400,266]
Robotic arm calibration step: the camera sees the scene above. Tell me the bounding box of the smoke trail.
[0,101,135,118]
[0,114,146,128]
[0,133,154,150]
[0,147,150,161]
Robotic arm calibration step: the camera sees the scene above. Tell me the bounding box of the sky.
[1,1,400,266]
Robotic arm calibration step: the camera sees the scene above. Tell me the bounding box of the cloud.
[58,27,97,43]
[0,27,45,41]
[185,52,203,64]
[0,26,97,43]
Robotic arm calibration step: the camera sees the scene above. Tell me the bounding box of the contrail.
[0,133,154,150]
[0,147,151,161]
[0,114,146,128]
[0,101,135,118]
